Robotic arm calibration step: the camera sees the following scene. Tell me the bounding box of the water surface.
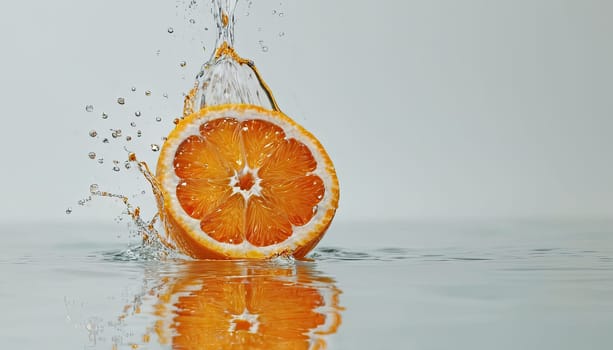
[1,221,612,349]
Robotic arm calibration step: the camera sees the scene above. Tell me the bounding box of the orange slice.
[156,104,339,259]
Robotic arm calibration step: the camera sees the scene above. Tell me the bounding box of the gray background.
[0,0,612,224]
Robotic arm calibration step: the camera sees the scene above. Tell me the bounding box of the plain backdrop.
[0,0,612,224]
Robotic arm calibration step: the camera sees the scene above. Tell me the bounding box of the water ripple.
[310,246,613,265]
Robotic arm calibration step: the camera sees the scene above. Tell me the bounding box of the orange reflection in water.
[124,261,343,349]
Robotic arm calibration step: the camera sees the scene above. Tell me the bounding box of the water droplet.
[150,144,160,152]
[113,166,120,172]
[137,130,142,137]
[65,208,72,215]
[155,116,162,122]
[131,86,136,92]
[88,152,96,159]
[126,136,132,141]
[130,122,136,127]
[179,61,186,67]
[117,97,125,105]
[90,184,99,193]
[167,27,174,34]
[89,130,98,137]
[103,138,109,144]
[145,90,151,96]
[97,158,104,164]
[101,112,108,119]
[135,111,141,117]
[85,105,94,112]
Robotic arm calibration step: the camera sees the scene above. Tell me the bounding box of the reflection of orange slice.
[156,104,339,259]
[150,262,343,349]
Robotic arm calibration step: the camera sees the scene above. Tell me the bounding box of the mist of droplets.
[84,61,183,174]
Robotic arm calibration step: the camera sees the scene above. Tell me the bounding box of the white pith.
[229,167,262,199]
[158,105,337,256]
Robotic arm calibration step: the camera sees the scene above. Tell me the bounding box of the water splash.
[187,0,279,113]
[81,0,284,260]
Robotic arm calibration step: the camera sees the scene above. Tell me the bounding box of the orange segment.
[262,175,324,226]
[240,119,286,169]
[200,117,244,172]
[176,178,232,219]
[156,104,339,259]
[174,135,231,179]
[259,138,317,181]
[200,193,245,244]
[245,196,292,246]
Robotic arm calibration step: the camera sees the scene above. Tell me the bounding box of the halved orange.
[156,104,339,259]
